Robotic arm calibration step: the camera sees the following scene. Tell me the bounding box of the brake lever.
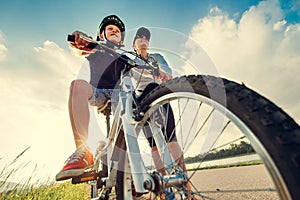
[152,61,160,76]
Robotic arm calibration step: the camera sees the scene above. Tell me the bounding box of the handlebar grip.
[67,34,75,42]
[67,34,98,49]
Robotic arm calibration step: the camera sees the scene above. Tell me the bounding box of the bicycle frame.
[65,35,188,198]
[92,70,174,194]
[119,75,155,193]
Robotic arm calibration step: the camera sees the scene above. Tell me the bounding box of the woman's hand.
[156,70,172,83]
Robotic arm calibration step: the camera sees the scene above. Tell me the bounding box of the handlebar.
[67,34,98,49]
[67,34,159,73]
[67,34,124,50]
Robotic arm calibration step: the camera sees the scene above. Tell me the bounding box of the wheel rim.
[136,91,287,199]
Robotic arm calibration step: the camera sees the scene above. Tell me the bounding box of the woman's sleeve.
[152,53,172,75]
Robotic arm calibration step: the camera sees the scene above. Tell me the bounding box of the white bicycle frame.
[92,70,174,194]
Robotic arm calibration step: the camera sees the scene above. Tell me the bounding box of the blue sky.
[3,0,297,48]
[1,0,299,60]
[0,0,300,183]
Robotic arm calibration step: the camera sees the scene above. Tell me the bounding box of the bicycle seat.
[97,101,112,115]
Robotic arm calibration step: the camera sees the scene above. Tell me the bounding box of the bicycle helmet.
[98,15,125,42]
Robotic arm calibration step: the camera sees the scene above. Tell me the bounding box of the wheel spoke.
[126,75,299,199]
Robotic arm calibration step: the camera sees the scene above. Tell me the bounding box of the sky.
[0,0,300,184]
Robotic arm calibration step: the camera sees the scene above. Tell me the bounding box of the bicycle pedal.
[72,170,98,184]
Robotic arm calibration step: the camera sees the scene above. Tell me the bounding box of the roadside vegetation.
[1,142,260,199]
[185,141,255,164]
[0,148,89,200]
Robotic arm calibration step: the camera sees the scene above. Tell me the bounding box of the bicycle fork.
[119,88,155,193]
[119,76,186,193]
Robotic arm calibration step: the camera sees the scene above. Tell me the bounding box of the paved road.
[189,165,280,199]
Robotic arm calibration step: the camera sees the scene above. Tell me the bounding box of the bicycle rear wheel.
[128,75,300,199]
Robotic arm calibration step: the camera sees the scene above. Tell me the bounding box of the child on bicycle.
[55,15,128,181]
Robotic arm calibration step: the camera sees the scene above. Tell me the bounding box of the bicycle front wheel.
[132,75,300,199]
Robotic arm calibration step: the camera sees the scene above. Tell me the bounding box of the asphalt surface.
[189,165,280,199]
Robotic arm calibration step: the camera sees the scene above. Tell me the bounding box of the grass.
[2,181,90,200]
[1,148,263,199]
[0,148,90,200]
[187,160,263,171]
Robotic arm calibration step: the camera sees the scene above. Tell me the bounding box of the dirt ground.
[189,165,280,200]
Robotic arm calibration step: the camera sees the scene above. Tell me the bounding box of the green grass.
[1,149,263,199]
[2,181,90,200]
[0,148,90,200]
[187,160,263,171]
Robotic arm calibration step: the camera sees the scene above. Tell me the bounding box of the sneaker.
[55,148,94,181]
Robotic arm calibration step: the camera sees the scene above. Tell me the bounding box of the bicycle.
[67,34,300,200]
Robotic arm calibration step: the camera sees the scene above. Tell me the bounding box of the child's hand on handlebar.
[69,31,94,52]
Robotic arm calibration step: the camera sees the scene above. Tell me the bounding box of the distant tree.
[185,141,255,163]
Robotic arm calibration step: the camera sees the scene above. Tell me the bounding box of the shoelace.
[65,149,86,164]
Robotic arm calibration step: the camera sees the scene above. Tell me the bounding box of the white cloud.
[209,6,223,15]
[0,31,7,61]
[0,31,5,41]
[273,20,287,30]
[33,40,84,79]
[29,40,85,109]
[0,44,7,61]
[188,0,300,123]
[0,41,90,182]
